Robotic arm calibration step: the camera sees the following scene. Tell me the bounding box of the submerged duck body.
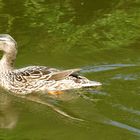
[0,34,101,95]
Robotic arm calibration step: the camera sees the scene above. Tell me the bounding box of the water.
[0,0,140,139]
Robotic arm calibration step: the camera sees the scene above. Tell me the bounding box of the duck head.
[0,34,17,54]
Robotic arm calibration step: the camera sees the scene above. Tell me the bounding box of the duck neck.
[0,50,17,71]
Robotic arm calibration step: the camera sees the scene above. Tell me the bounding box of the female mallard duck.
[0,34,101,95]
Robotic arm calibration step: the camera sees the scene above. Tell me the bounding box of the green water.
[0,0,140,139]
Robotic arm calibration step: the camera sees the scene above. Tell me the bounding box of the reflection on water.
[0,63,139,140]
[106,119,140,136]
[82,64,137,73]
[111,103,140,116]
[0,92,18,129]
[17,92,85,121]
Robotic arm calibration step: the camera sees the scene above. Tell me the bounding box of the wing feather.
[48,69,81,81]
[13,66,80,82]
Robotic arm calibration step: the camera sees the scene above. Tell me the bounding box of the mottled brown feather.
[48,69,81,81]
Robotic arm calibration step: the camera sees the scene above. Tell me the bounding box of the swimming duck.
[0,34,101,95]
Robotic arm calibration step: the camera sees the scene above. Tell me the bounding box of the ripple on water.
[81,63,138,73]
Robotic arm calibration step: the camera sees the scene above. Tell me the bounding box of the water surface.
[0,0,140,140]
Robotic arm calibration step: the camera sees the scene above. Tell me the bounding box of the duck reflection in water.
[0,92,18,129]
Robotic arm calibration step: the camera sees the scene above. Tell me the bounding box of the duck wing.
[13,66,80,82]
[48,68,80,80]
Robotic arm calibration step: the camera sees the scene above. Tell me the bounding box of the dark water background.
[0,0,140,139]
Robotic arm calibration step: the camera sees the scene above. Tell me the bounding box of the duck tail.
[77,76,102,87]
[82,80,102,87]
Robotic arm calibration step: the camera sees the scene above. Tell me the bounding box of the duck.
[0,34,101,95]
